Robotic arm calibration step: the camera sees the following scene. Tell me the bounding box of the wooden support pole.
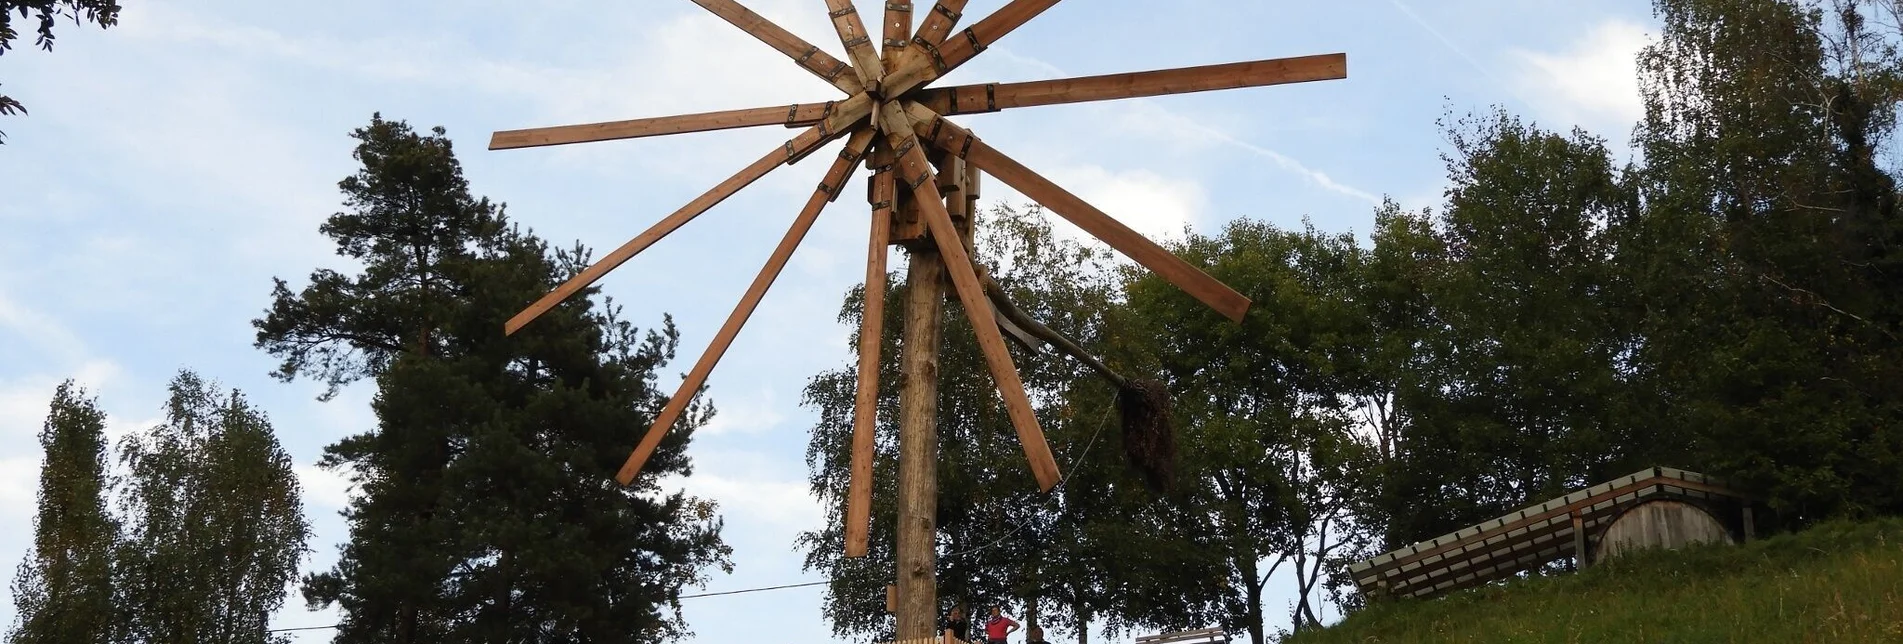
[893,202,945,641]
[1742,505,1755,542]
[1572,513,1588,569]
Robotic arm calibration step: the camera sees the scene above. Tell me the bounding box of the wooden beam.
[689,0,864,94]
[893,214,945,641]
[614,129,876,485]
[825,0,885,94]
[913,54,1348,117]
[504,111,868,335]
[882,0,912,66]
[879,102,1061,491]
[1572,513,1588,569]
[845,144,896,559]
[902,103,1252,323]
[912,0,971,47]
[883,0,1063,99]
[491,102,836,150]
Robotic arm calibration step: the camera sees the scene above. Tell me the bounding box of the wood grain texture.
[878,102,1061,491]
[690,0,864,94]
[883,0,1062,101]
[615,128,877,486]
[491,102,835,150]
[902,103,1252,323]
[893,231,945,639]
[825,0,885,94]
[845,143,896,558]
[882,0,912,66]
[912,0,971,47]
[913,54,1348,117]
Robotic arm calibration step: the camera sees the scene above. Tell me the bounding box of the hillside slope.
[1291,519,1903,643]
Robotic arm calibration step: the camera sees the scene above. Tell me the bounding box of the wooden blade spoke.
[903,102,1251,322]
[913,53,1349,117]
[911,0,971,48]
[881,0,913,70]
[845,154,897,558]
[491,102,838,150]
[824,0,885,94]
[617,128,879,486]
[885,0,1063,97]
[876,102,1061,491]
[506,118,867,337]
[690,0,864,94]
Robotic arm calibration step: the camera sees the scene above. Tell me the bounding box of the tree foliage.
[112,371,310,644]
[7,381,116,644]
[0,0,121,141]
[260,114,730,643]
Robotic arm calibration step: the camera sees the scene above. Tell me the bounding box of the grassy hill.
[1289,518,1903,643]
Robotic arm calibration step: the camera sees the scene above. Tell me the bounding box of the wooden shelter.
[1347,467,1757,601]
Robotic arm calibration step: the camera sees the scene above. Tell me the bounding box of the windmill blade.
[876,101,1062,492]
[903,102,1251,323]
[491,102,841,150]
[505,110,870,336]
[617,128,878,486]
[823,0,885,94]
[911,0,972,47]
[884,0,1063,98]
[845,158,896,558]
[881,0,912,68]
[913,54,1348,117]
[689,0,864,95]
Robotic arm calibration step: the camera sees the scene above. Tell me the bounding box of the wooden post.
[894,186,946,640]
[1571,513,1588,569]
[1742,505,1755,542]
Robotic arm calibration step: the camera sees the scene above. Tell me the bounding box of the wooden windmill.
[492,0,1343,638]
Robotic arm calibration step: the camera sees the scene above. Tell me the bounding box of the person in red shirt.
[982,605,1020,644]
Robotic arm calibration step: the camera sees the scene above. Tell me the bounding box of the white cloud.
[701,387,790,437]
[1046,165,1207,243]
[296,463,355,511]
[1510,20,1650,135]
[664,470,825,532]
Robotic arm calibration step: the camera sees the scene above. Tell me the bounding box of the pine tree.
[260,114,729,643]
[7,381,116,644]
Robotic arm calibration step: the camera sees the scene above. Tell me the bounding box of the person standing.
[983,605,1020,644]
[944,605,971,643]
[1024,625,1052,644]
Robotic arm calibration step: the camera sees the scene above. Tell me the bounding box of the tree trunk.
[1243,556,1265,644]
[894,224,946,641]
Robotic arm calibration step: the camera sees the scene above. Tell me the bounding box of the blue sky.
[0,1,1655,642]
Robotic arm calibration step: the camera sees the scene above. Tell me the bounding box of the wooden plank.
[913,54,1348,117]
[912,0,972,46]
[825,0,885,94]
[845,143,895,558]
[879,102,1061,491]
[883,0,1063,99]
[690,0,864,94]
[490,102,834,150]
[882,0,913,66]
[902,103,1252,323]
[1572,513,1587,569]
[614,129,876,485]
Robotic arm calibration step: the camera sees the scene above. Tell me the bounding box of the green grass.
[1290,518,1903,644]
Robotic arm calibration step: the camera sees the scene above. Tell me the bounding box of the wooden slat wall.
[1348,467,1753,599]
